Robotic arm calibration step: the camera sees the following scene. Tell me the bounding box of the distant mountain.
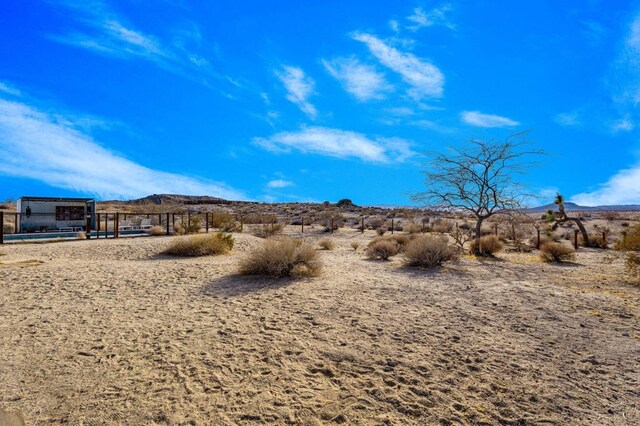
[527,202,640,213]
[126,194,235,205]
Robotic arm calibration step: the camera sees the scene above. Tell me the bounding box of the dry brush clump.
[404,222,423,234]
[318,238,335,250]
[617,224,640,280]
[210,212,239,232]
[366,240,399,260]
[403,235,460,268]
[540,242,575,263]
[239,238,322,278]
[470,235,504,256]
[350,241,360,251]
[162,233,234,257]
[253,222,284,238]
[146,225,165,236]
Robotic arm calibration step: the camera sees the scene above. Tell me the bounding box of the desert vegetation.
[162,233,234,257]
[403,235,459,268]
[239,237,322,277]
[540,242,576,263]
[318,238,335,250]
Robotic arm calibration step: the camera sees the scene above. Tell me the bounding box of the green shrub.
[403,235,459,268]
[186,216,202,234]
[366,240,399,260]
[470,235,504,256]
[239,238,322,277]
[162,233,234,257]
[540,242,575,263]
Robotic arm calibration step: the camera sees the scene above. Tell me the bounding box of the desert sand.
[0,228,639,425]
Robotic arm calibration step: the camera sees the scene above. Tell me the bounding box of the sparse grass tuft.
[318,238,335,250]
[404,223,422,234]
[162,233,234,257]
[366,240,399,260]
[239,238,322,277]
[376,227,387,236]
[470,235,504,256]
[147,225,165,236]
[350,241,360,251]
[540,242,575,263]
[76,231,86,240]
[616,224,640,280]
[403,235,460,268]
[253,222,284,238]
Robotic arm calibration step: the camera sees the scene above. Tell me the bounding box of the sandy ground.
[0,228,639,425]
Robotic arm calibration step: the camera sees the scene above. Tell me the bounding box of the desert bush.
[616,224,640,280]
[253,222,284,238]
[404,223,422,234]
[239,238,322,277]
[470,235,504,256]
[76,231,86,240]
[319,211,345,231]
[586,235,608,249]
[318,238,335,250]
[367,218,385,230]
[162,233,234,257]
[371,234,411,252]
[3,222,15,233]
[172,224,186,235]
[603,211,619,221]
[431,220,454,234]
[210,212,238,232]
[186,216,202,234]
[403,235,460,268]
[350,241,360,251]
[540,242,575,263]
[376,227,387,236]
[147,225,165,236]
[366,240,399,260]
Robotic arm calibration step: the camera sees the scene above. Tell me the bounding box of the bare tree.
[413,132,541,253]
[547,193,590,245]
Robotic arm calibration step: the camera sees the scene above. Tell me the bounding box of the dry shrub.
[146,225,165,236]
[617,224,640,279]
[239,238,322,277]
[404,223,422,234]
[3,223,15,233]
[318,238,335,250]
[350,241,360,251]
[186,216,202,234]
[586,235,608,249]
[172,224,186,235]
[403,235,459,268]
[371,234,411,252]
[540,242,575,263]
[163,233,234,257]
[376,227,387,236]
[366,240,399,260]
[210,212,238,232]
[470,235,504,256]
[76,231,86,240]
[253,222,284,238]
[432,220,454,234]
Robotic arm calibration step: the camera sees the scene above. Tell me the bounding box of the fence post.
[14,213,18,232]
[158,214,162,228]
[97,213,101,237]
[301,216,304,233]
[166,213,170,236]
[391,218,394,235]
[85,214,91,239]
[494,224,498,236]
[602,231,607,245]
[574,230,579,250]
[172,213,175,228]
[331,218,334,234]
[115,213,120,238]
[361,217,364,233]
[205,213,209,233]
[536,228,540,249]
[0,212,4,244]
[239,215,243,233]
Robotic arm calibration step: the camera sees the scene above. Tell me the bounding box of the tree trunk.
[552,217,590,246]
[474,216,484,254]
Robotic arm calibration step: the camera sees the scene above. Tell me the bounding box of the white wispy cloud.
[322,57,392,101]
[267,179,294,188]
[276,66,317,118]
[0,81,21,97]
[460,110,519,128]
[253,126,414,163]
[611,116,634,132]
[352,32,444,99]
[407,4,455,31]
[554,112,581,126]
[571,164,640,205]
[0,92,243,200]
[48,1,223,87]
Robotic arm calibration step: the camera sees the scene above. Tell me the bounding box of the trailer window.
[55,206,85,221]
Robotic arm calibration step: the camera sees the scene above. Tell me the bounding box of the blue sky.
[1,1,640,206]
